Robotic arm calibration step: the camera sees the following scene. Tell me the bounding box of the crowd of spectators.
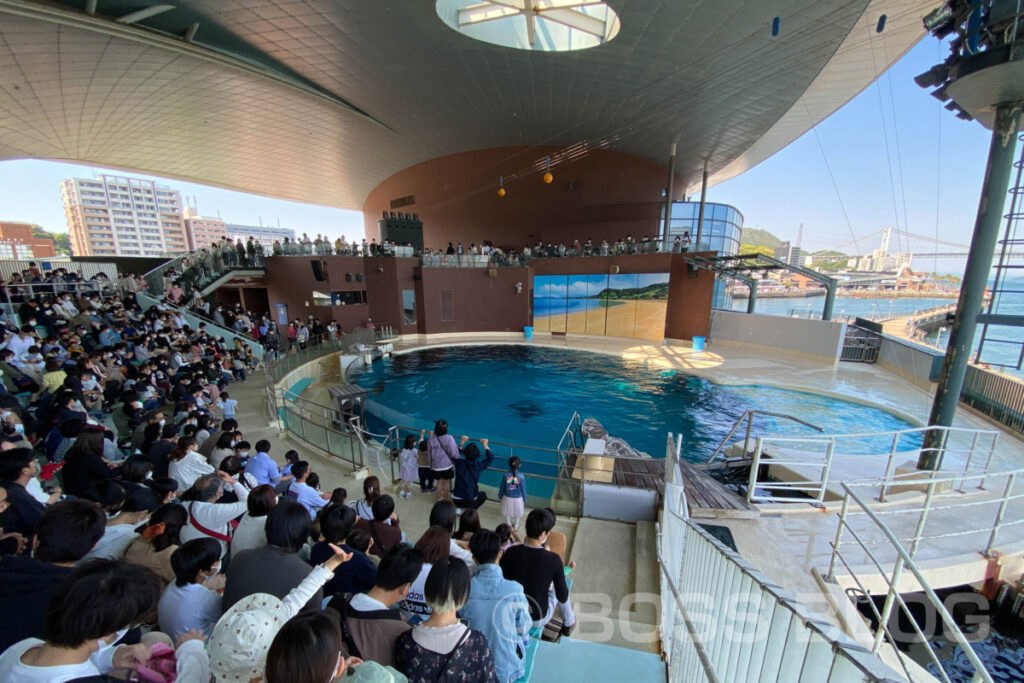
[0,279,578,682]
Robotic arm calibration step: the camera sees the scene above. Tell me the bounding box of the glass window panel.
[402,290,416,325]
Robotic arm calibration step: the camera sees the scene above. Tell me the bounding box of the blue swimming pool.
[351,345,920,466]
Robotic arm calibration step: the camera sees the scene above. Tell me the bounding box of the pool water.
[351,345,920,465]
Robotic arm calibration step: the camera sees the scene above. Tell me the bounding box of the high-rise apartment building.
[0,222,57,259]
[225,223,296,249]
[773,241,803,267]
[183,208,227,251]
[61,175,188,256]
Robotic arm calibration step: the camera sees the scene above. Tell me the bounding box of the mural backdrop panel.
[533,273,670,341]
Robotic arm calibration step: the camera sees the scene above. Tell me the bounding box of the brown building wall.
[0,221,57,257]
[361,147,685,251]
[263,255,372,332]
[416,267,532,335]
[362,256,419,335]
[262,254,713,341]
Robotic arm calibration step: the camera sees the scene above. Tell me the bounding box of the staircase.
[566,517,661,655]
[136,292,265,359]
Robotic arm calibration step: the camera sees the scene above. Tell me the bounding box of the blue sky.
[0,34,1001,275]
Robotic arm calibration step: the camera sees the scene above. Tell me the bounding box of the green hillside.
[595,282,670,300]
[740,227,782,249]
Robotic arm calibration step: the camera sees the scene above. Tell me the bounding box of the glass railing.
[265,328,381,383]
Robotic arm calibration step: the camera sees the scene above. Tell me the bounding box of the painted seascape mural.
[533,273,670,341]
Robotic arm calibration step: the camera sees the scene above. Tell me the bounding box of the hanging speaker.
[311,260,326,281]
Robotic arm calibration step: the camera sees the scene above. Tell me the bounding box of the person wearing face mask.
[157,537,226,639]
[0,559,210,682]
[0,448,47,540]
[80,485,157,561]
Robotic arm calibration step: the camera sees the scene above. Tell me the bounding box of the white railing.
[823,478,1011,682]
[745,425,1001,504]
[658,434,905,682]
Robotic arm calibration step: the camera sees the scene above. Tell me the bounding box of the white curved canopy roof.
[0,0,933,208]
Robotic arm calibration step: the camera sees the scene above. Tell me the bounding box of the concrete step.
[632,520,660,626]
[564,606,661,655]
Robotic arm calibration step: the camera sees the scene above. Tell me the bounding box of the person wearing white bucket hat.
[207,543,352,682]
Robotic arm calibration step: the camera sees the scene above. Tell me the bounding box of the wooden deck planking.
[678,461,759,519]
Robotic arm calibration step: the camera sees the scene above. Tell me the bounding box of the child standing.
[416,435,434,494]
[216,391,237,420]
[397,433,420,499]
[498,456,527,530]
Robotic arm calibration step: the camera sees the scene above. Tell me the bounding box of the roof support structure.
[685,253,838,320]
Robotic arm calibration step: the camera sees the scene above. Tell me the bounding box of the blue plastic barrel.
[524,326,533,340]
[692,336,706,351]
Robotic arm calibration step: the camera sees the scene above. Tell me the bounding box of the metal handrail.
[743,424,1001,504]
[826,484,996,682]
[705,409,824,464]
[657,470,905,681]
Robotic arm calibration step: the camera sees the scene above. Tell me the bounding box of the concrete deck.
[258,331,1024,650]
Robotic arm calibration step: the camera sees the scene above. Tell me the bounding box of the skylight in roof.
[436,0,621,52]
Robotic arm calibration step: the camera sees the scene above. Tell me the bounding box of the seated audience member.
[206,431,236,469]
[158,537,224,639]
[179,472,249,558]
[222,500,322,612]
[354,475,382,520]
[230,483,276,556]
[207,543,353,682]
[429,500,475,568]
[168,438,214,493]
[216,454,259,503]
[0,448,46,539]
[495,523,520,553]
[310,503,377,596]
[463,530,532,683]
[500,509,576,634]
[266,610,407,683]
[0,485,27,557]
[452,438,494,511]
[123,502,188,591]
[288,460,330,518]
[276,449,300,493]
[356,494,404,558]
[196,417,236,458]
[326,544,423,668]
[243,439,281,487]
[0,560,209,682]
[453,508,481,542]
[400,526,451,625]
[0,500,106,652]
[60,426,118,499]
[81,485,158,561]
[395,557,498,683]
[146,423,179,478]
